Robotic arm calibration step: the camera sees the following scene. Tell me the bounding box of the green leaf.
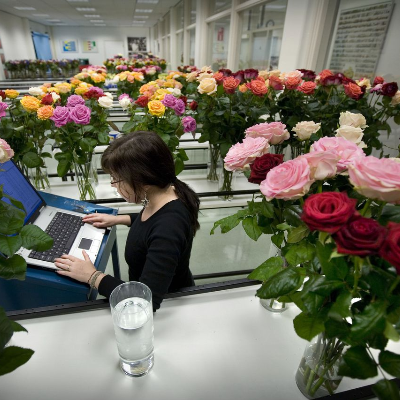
[285,242,315,266]
[276,223,291,230]
[372,379,400,400]
[242,217,262,241]
[121,120,137,133]
[57,159,71,177]
[287,225,309,244]
[174,156,184,176]
[271,231,284,248]
[22,152,41,168]
[293,311,325,341]
[0,254,26,280]
[40,152,52,158]
[328,291,352,320]
[20,225,53,251]
[2,193,25,211]
[0,346,34,376]
[256,267,303,299]
[278,291,305,311]
[317,241,348,280]
[210,214,241,235]
[10,320,27,333]
[248,257,284,281]
[260,200,275,218]
[384,321,400,342]
[379,351,400,378]
[301,291,325,314]
[379,205,400,225]
[0,308,13,350]
[394,115,400,125]
[307,275,344,296]
[325,318,351,340]
[338,346,378,379]
[0,235,22,257]
[282,206,302,227]
[0,202,25,235]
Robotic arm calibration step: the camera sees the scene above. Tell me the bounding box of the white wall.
[0,10,36,61]
[50,26,150,65]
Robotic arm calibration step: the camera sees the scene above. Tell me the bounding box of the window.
[176,31,184,65]
[188,28,196,65]
[176,1,184,30]
[208,0,232,15]
[189,0,196,25]
[207,15,230,70]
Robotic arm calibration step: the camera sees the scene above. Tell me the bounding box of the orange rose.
[37,105,54,120]
[344,82,364,100]
[213,71,224,84]
[20,96,41,112]
[285,76,302,90]
[319,69,334,82]
[246,80,268,96]
[298,81,317,95]
[223,77,240,94]
[239,84,248,93]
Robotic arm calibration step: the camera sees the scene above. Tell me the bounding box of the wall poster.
[62,40,77,53]
[127,37,147,54]
[82,40,98,53]
[328,2,394,79]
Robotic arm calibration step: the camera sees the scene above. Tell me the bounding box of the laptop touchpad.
[79,238,92,250]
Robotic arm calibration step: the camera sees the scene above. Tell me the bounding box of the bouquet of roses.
[74,66,107,88]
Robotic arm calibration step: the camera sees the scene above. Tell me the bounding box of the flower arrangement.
[73,66,107,88]
[211,118,400,399]
[0,139,53,375]
[103,57,167,74]
[118,86,196,175]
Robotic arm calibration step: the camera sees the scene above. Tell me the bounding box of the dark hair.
[102,131,200,235]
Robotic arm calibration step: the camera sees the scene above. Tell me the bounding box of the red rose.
[189,100,198,111]
[297,69,316,81]
[333,215,387,257]
[135,95,149,108]
[0,90,6,100]
[381,82,398,97]
[373,76,385,86]
[213,71,224,84]
[41,93,53,105]
[223,76,240,94]
[248,154,284,184]
[379,222,400,273]
[179,95,188,105]
[301,192,357,234]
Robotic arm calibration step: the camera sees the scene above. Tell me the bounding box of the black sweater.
[98,199,195,311]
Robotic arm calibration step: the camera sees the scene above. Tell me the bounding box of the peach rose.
[298,81,316,95]
[268,75,284,90]
[344,82,363,100]
[0,138,14,163]
[391,91,400,106]
[37,105,54,120]
[239,84,248,93]
[197,78,217,95]
[292,121,321,141]
[246,80,268,96]
[213,71,224,84]
[20,96,41,112]
[285,76,302,90]
[348,156,400,204]
[245,122,289,145]
[223,77,240,94]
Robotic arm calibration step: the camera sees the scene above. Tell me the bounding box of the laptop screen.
[0,160,44,224]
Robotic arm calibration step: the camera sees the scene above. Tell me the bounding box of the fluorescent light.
[67,0,89,2]
[84,14,100,17]
[133,20,146,24]
[76,7,96,11]
[94,24,106,26]
[134,15,149,19]
[14,6,36,10]
[47,19,61,22]
[135,9,153,13]
[137,0,158,3]
[32,14,49,17]
[90,20,103,22]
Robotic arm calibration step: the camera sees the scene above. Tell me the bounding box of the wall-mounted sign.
[62,40,77,53]
[82,40,98,53]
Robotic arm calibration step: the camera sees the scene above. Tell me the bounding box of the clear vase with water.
[73,158,97,200]
[29,166,50,190]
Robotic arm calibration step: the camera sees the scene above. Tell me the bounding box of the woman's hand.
[82,213,118,228]
[55,251,97,284]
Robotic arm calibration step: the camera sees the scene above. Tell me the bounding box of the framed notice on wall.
[328,2,394,79]
[62,40,78,53]
[127,37,147,53]
[82,40,98,53]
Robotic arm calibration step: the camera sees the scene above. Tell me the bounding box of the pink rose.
[245,122,289,145]
[0,101,8,118]
[348,156,400,204]
[224,137,270,171]
[0,138,14,163]
[310,136,365,172]
[301,151,339,180]
[260,157,314,200]
[69,104,91,125]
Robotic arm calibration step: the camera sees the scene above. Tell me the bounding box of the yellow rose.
[37,105,54,120]
[147,100,165,117]
[118,72,128,81]
[75,86,89,96]
[54,82,72,93]
[5,89,19,99]
[153,89,169,101]
[20,96,41,112]
[47,87,60,94]
[70,78,82,87]
[92,74,105,83]
[197,78,217,95]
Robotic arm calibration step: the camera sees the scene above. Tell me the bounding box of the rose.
[186,71,198,82]
[335,125,366,148]
[69,104,91,125]
[119,97,132,110]
[4,90,19,99]
[197,72,214,82]
[179,95,187,105]
[298,81,316,95]
[373,76,384,86]
[317,69,334,84]
[391,91,400,106]
[344,82,364,100]
[244,68,258,80]
[323,73,343,86]
[0,138,14,163]
[292,121,321,140]
[51,92,60,103]
[297,69,316,81]
[239,84,248,93]
[348,156,400,204]
[50,106,70,127]
[54,83,72,94]
[260,157,314,201]
[173,99,185,116]
[28,86,45,97]
[356,78,371,90]
[285,76,302,90]
[223,77,240,94]
[20,96,41,112]
[381,82,398,97]
[67,95,85,108]
[301,151,338,180]
[0,90,5,100]
[268,75,284,90]
[339,111,368,128]
[189,100,198,111]
[0,102,8,118]
[379,222,400,272]
[182,116,197,133]
[301,192,357,234]
[310,136,365,172]
[37,105,54,120]
[332,215,387,257]
[135,95,149,108]
[84,86,103,100]
[245,122,289,145]
[248,154,284,184]
[246,80,268,96]
[161,94,177,108]
[41,93,53,105]
[147,100,165,117]
[213,71,224,84]
[197,78,217,95]
[224,137,270,172]
[98,96,113,109]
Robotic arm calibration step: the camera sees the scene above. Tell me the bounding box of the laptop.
[0,160,106,271]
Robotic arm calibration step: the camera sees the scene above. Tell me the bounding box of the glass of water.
[110,282,154,377]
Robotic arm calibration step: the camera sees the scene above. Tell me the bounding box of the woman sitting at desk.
[54,131,200,311]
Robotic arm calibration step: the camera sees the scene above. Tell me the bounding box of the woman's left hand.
[55,250,96,283]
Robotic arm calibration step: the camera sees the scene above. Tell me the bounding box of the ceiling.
[0,0,181,28]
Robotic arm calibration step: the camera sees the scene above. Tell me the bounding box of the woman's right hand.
[82,213,119,228]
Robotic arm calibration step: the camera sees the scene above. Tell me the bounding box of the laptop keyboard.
[29,212,84,263]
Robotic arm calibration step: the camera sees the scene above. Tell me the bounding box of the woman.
[55,131,200,311]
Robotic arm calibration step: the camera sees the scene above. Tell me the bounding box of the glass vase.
[259,298,287,313]
[207,144,220,181]
[218,167,236,201]
[73,159,97,200]
[295,333,345,399]
[29,166,50,191]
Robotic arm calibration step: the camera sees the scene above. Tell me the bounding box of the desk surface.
[2,285,397,400]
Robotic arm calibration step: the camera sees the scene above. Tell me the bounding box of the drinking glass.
[110,282,154,377]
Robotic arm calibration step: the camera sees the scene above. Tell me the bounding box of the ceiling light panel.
[133,20,146,23]
[90,20,104,22]
[67,0,89,2]
[32,14,49,16]
[14,6,36,10]
[137,0,159,3]
[94,24,106,26]
[134,15,149,18]
[76,7,96,11]
[47,19,61,22]
[135,9,153,13]
[84,14,100,17]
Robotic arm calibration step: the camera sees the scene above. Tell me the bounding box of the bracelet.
[87,270,97,284]
[89,271,103,289]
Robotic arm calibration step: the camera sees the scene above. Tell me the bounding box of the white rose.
[51,92,60,102]
[197,78,217,95]
[147,68,156,76]
[335,125,366,148]
[167,87,181,96]
[104,92,113,100]
[197,72,214,82]
[186,71,198,82]
[98,96,113,108]
[28,86,44,96]
[339,111,368,128]
[391,91,400,106]
[112,75,120,83]
[292,121,321,141]
[356,78,371,90]
[173,74,180,79]
[200,65,212,72]
[119,97,131,110]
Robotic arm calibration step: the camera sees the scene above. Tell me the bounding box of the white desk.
[2,285,396,400]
